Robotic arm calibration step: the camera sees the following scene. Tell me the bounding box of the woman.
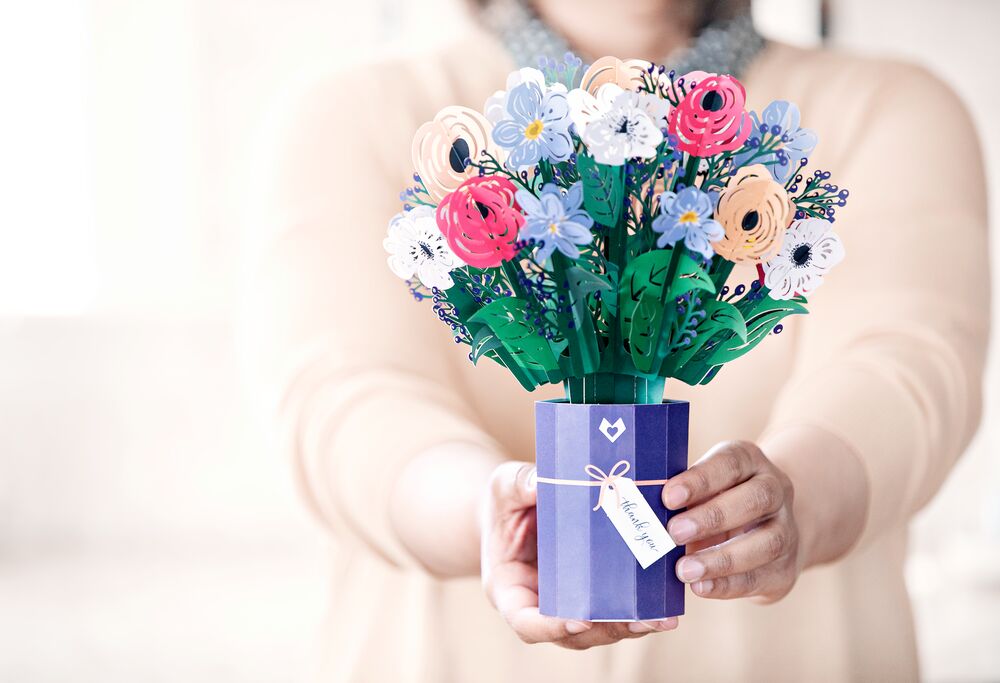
[250,0,988,680]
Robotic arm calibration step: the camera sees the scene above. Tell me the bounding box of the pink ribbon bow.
[583,460,631,511]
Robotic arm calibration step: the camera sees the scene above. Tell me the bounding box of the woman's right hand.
[479,461,679,649]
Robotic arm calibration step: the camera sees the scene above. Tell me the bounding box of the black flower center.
[741,210,759,231]
[418,241,435,259]
[448,138,471,173]
[792,243,812,266]
[617,117,631,135]
[702,90,724,112]
[475,201,491,219]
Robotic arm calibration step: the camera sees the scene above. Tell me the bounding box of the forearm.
[762,424,869,569]
[390,442,505,577]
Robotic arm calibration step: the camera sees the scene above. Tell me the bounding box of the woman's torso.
[313,30,920,683]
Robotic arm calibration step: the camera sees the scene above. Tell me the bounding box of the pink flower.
[436,176,524,268]
[669,73,752,157]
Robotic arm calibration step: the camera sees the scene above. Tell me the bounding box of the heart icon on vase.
[599,417,626,443]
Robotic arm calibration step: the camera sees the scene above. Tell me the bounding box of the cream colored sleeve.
[761,63,989,547]
[249,73,501,568]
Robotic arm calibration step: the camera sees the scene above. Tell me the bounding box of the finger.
[675,518,794,584]
[489,562,590,643]
[490,461,537,510]
[508,601,592,643]
[627,618,680,635]
[691,560,794,601]
[557,618,679,650]
[667,473,786,544]
[662,440,763,510]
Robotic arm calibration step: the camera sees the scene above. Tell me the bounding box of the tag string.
[536,459,670,512]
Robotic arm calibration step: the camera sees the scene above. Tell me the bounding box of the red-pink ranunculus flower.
[669,73,752,157]
[436,176,524,268]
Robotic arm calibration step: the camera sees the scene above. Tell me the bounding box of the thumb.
[491,461,537,510]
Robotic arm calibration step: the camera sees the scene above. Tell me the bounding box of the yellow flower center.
[548,223,559,234]
[524,119,544,140]
[678,210,700,224]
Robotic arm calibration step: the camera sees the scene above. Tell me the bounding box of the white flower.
[567,83,669,166]
[485,67,567,125]
[383,206,463,290]
[762,218,845,300]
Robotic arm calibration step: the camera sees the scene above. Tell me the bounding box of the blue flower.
[492,82,573,169]
[515,183,594,264]
[652,187,724,259]
[734,100,817,183]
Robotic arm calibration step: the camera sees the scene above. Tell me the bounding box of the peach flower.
[579,56,651,95]
[411,106,500,202]
[712,165,795,263]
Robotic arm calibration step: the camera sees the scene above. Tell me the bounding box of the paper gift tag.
[599,478,676,569]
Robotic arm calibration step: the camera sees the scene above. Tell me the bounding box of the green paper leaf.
[628,296,666,373]
[661,298,744,377]
[619,250,670,334]
[618,249,717,373]
[551,259,604,375]
[707,299,805,365]
[469,327,502,365]
[578,153,624,226]
[669,293,803,386]
[667,252,716,300]
[618,250,673,372]
[468,298,562,375]
[565,266,614,299]
[703,299,747,343]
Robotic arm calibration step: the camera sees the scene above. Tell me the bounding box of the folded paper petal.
[571,84,666,166]
[762,218,845,299]
[436,176,524,269]
[712,164,795,263]
[412,106,502,202]
[579,56,652,95]
[383,206,462,289]
[669,74,752,157]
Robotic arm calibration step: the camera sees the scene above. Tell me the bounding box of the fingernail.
[668,517,697,544]
[693,580,714,595]
[527,469,537,491]
[664,485,689,509]
[676,557,705,582]
[566,620,591,634]
[655,617,679,631]
[628,621,656,633]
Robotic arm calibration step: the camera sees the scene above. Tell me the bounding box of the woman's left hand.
[661,440,804,603]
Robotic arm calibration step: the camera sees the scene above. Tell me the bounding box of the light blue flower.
[735,100,818,183]
[652,187,724,259]
[492,82,573,169]
[515,183,594,264]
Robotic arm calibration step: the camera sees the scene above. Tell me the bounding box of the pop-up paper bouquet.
[385,54,847,621]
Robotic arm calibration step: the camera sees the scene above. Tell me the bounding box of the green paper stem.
[680,155,700,189]
[711,259,735,294]
[501,260,527,299]
[552,253,600,376]
[600,197,630,374]
[563,373,665,405]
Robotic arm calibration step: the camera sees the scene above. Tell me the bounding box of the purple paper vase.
[535,399,689,621]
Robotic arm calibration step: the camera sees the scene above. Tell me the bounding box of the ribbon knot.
[583,460,631,511]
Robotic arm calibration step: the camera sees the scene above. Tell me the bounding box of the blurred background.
[1,1,998,680]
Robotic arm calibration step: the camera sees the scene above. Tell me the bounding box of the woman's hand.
[480,461,679,649]
[662,441,804,603]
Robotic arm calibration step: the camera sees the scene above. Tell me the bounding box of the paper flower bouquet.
[385,54,847,621]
